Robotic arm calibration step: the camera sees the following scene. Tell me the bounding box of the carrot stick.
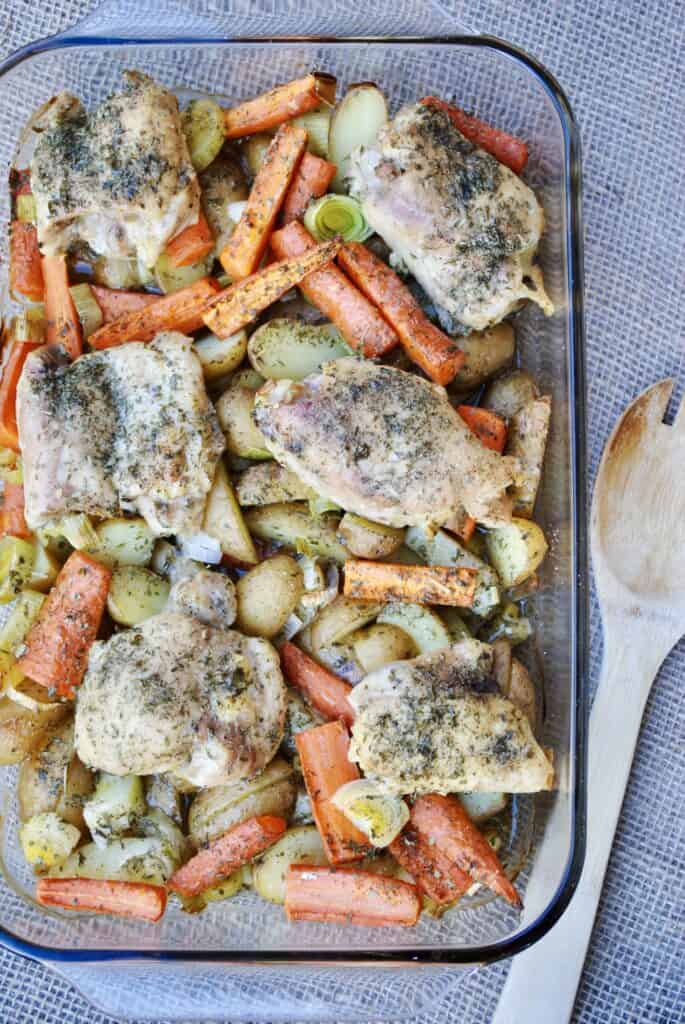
[296,720,372,864]
[281,152,337,224]
[270,222,398,358]
[220,123,308,280]
[0,340,42,452]
[36,878,167,922]
[337,242,464,385]
[168,815,287,898]
[457,405,507,453]
[343,560,478,608]
[421,96,529,175]
[224,74,336,138]
[285,865,421,926]
[89,277,220,350]
[166,211,215,268]
[410,794,521,907]
[42,254,82,359]
[281,642,354,728]
[0,482,30,539]
[17,550,112,699]
[90,285,158,324]
[204,238,342,338]
[389,825,472,905]
[10,222,44,302]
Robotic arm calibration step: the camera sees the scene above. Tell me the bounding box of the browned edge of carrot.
[42,254,83,359]
[166,210,215,268]
[9,222,44,302]
[285,865,421,926]
[337,242,465,385]
[343,560,478,608]
[0,338,42,451]
[224,73,336,138]
[280,152,337,225]
[36,878,167,922]
[420,96,529,175]
[281,641,354,728]
[458,405,507,453]
[389,825,472,906]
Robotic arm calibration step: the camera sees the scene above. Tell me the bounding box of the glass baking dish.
[0,1,588,1019]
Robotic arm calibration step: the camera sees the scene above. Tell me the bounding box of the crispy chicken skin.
[254,358,515,528]
[348,102,553,332]
[31,72,199,271]
[17,332,224,536]
[75,574,287,787]
[348,639,553,794]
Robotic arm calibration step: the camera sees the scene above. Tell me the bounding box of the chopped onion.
[303,194,373,243]
[178,532,222,564]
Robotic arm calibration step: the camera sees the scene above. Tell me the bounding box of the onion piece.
[303,194,373,243]
[178,532,222,564]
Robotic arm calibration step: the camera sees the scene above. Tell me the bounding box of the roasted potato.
[188,757,296,846]
[194,330,248,382]
[337,513,404,560]
[482,369,538,420]
[507,396,552,517]
[200,151,249,246]
[485,518,548,588]
[244,502,350,564]
[309,595,380,652]
[19,718,93,828]
[203,462,258,565]
[252,825,327,904]
[350,622,416,673]
[280,689,325,760]
[106,567,170,626]
[248,319,351,380]
[20,811,80,871]
[216,383,272,460]
[236,554,304,638]
[0,697,67,766]
[235,463,315,506]
[92,517,155,568]
[449,323,516,395]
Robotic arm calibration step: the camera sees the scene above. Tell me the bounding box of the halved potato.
[485,518,548,588]
[309,595,381,652]
[449,323,516,395]
[247,319,351,380]
[507,396,552,517]
[482,370,538,420]
[252,825,327,904]
[106,567,170,626]
[376,603,450,654]
[188,757,296,846]
[19,718,93,828]
[20,812,80,870]
[337,513,404,560]
[240,133,273,179]
[216,384,272,460]
[244,502,350,564]
[0,697,67,766]
[329,83,388,192]
[204,462,258,565]
[194,330,248,382]
[83,773,146,845]
[29,543,60,592]
[235,463,315,506]
[457,792,508,824]
[92,517,155,568]
[350,622,416,673]
[236,554,304,638]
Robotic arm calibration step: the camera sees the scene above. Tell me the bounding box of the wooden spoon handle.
[492,633,667,1024]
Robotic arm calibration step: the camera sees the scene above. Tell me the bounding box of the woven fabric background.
[0,1,683,1022]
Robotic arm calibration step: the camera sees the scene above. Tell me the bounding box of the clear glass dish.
[0,2,588,1019]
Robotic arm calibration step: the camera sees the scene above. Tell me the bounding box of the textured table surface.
[1,1,683,1022]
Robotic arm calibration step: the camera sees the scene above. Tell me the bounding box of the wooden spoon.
[493,379,685,1024]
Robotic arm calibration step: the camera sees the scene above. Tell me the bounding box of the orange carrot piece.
[421,96,529,175]
[36,878,167,922]
[221,123,308,280]
[296,720,372,864]
[90,285,159,324]
[343,560,478,608]
[281,642,354,728]
[89,277,221,350]
[17,550,112,699]
[457,405,507,453]
[168,815,287,898]
[203,237,342,338]
[10,222,44,302]
[285,865,421,926]
[270,222,398,358]
[224,74,335,138]
[337,243,464,385]
[389,825,472,906]
[0,339,42,452]
[166,211,215,268]
[0,482,30,539]
[42,254,82,360]
[280,152,337,224]
[410,794,521,907]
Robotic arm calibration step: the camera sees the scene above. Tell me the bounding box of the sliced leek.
[303,194,373,242]
[70,283,103,338]
[331,779,409,847]
[182,99,225,172]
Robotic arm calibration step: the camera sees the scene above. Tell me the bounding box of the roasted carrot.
[9,222,44,302]
[168,815,287,898]
[17,550,112,699]
[296,720,372,864]
[221,123,308,280]
[166,210,215,268]
[281,642,354,728]
[224,73,336,138]
[390,825,472,905]
[42,254,82,359]
[204,238,342,338]
[410,794,521,907]
[90,285,158,323]
[0,482,30,539]
[285,865,421,927]
[343,560,478,608]
[458,405,507,453]
[89,277,220,350]
[270,222,398,358]
[36,878,167,922]
[421,96,529,175]
[337,242,464,385]
[0,339,42,451]
[281,152,337,224]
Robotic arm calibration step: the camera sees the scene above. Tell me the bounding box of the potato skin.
[0,698,67,767]
[236,554,304,638]
[449,323,515,394]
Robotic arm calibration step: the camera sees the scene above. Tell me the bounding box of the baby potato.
[236,554,303,638]
[19,718,93,828]
[106,567,170,626]
[337,513,404,560]
[450,323,516,395]
[189,757,296,846]
[216,384,272,460]
[20,811,80,870]
[350,622,417,674]
[92,517,155,568]
[482,369,538,421]
[252,825,328,904]
[194,330,247,382]
[0,698,67,766]
[485,518,548,588]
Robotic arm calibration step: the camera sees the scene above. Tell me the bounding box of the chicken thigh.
[348,639,553,794]
[254,358,515,528]
[17,332,224,536]
[348,102,553,333]
[31,71,199,272]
